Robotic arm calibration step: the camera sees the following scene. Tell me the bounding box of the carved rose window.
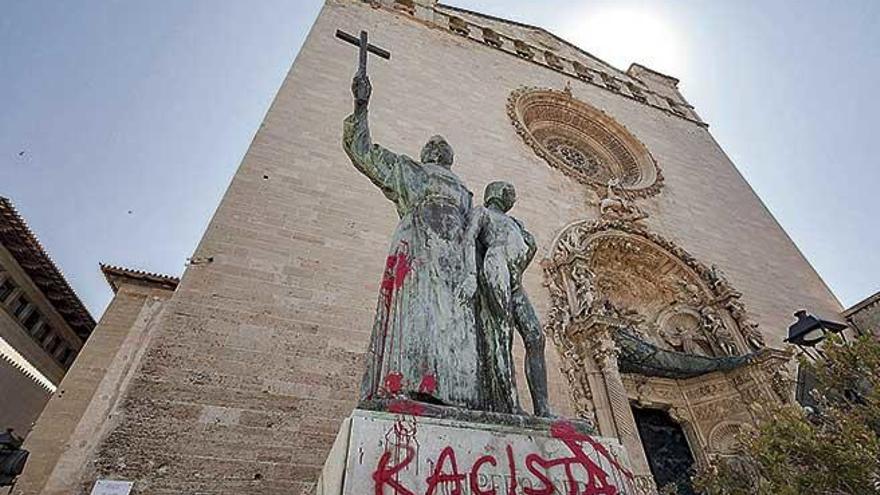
[544,138,602,177]
[508,87,663,198]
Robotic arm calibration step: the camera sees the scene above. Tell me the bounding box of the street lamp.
[785,310,847,349]
[785,310,848,409]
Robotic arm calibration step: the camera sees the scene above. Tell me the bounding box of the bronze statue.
[344,72,484,410]
[462,181,553,416]
[340,33,552,415]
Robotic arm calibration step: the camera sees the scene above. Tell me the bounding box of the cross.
[336,29,391,77]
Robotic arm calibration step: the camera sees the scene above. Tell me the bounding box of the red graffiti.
[551,421,633,482]
[418,374,437,394]
[385,372,404,395]
[469,455,497,495]
[522,451,616,495]
[523,454,555,495]
[505,445,518,495]
[374,445,417,495]
[387,399,426,417]
[425,447,466,495]
[372,421,634,495]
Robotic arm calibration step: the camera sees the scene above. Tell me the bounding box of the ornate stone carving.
[543,50,564,70]
[513,39,534,59]
[543,219,768,413]
[508,87,664,198]
[598,178,648,223]
[392,0,415,15]
[707,422,744,454]
[572,60,595,81]
[691,397,743,423]
[448,15,469,36]
[542,216,783,488]
[626,82,648,103]
[601,72,621,92]
[481,27,502,48]
[560,346,596,423]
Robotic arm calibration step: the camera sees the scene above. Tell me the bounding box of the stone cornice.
[0,196,95,340]
[842,290,880,318]
[365,0,707,127]
[100,264,179,294]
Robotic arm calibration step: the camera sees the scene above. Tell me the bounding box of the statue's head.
[420,135,454,168]
[484,181,516,212]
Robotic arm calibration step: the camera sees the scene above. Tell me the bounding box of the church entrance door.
[632,406,697,495]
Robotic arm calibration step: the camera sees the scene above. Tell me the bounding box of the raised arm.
[343,74,407,202]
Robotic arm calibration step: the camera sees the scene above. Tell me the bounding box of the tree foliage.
[692,335,880,495]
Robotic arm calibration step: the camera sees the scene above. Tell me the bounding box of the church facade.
[14,1,843,494]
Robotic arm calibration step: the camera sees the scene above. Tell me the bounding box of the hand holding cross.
[336,29,391,108]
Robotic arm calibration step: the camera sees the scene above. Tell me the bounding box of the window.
[63,349,78,367]
[58,347,73,366]
[0,279,14,302]
[12,296,29,318]
[23,311,41,332]
[53,343,67,360]
[33,323,49,340]
[46,336,61,355]
[42,332,56,350]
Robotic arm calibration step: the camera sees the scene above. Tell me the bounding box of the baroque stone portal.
[542,217,791,492]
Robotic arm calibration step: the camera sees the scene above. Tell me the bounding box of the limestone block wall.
[53,1,842,494]
[14,278,175,495]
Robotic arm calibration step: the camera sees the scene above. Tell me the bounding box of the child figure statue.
[460,181,553,417]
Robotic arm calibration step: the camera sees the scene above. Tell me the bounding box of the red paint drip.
[418,374,437,394]
[380,251,413,311]
[550,420,587,442]
[393,252,412,288]
[373,445,417,495]
[371,242,413,400]
[425,447,466,495]
[551,420,634,481]
[387,399,426,416]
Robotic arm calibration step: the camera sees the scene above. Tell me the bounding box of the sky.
[1,1,878,319]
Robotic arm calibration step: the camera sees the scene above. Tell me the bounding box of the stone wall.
[42,1,841,493]
[14,275,175,495]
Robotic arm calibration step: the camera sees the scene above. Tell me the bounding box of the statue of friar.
[343,72,484,410]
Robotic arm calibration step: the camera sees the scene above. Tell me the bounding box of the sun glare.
[559,6,688,81]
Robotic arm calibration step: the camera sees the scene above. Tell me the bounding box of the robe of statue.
[343,108,482,410]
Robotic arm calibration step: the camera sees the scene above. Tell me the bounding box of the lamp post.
[0,428,28,488]
[785,310,848,408]
[785,310,848,357]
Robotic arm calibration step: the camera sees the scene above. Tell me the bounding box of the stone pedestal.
[317,408,636,495]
